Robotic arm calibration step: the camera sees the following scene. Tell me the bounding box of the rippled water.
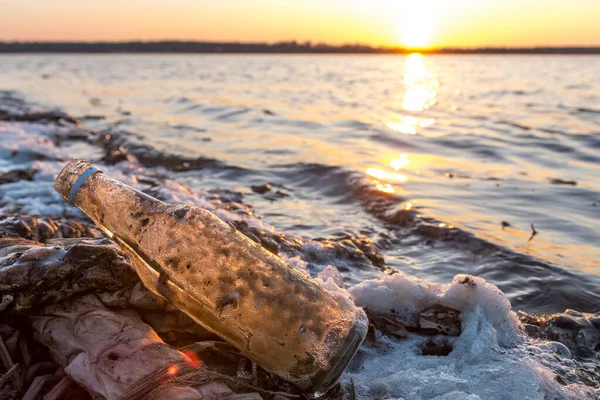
[0,54,599,314]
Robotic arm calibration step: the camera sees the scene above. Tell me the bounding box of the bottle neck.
[54,160,103,205]
[55,160,166,237]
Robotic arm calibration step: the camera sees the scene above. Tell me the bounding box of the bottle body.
[54,160,367,393]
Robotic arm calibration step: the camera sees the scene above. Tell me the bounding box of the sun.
[397,5,435,49]
[400,20,433,48]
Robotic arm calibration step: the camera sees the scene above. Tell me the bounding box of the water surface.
[0,54,598,314]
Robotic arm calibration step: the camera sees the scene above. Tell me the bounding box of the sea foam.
[341,272,596,399]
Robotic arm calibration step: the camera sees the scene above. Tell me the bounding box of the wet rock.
[520,310,600,361]
[0,215,102,242]
[417,305,461,336]
[0,238,138,311]
[250,184,291,202]
[365,309,410,339]
[204,188,245,205]
[0,238,41,258]
[103,144,131,164]
[0,109,78,125]
[555,374,567,386]
[309,236,385,269]
[0,169,35,185]
[519,309,600,387]
[97,130,223,171]
[251,184,272,194]
[553,314,584,331]
[365,304,462,341]
[523,323,541,337]
[259,237,279,255]
[79,115,106,121]
[415,223,455,242]
[265,190,291,202]
[156,180,382,271]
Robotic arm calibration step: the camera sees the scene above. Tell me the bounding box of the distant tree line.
[0,41,598,54]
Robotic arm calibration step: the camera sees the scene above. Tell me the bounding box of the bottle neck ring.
[67,165,102,205]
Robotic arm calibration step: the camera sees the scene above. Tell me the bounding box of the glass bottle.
[54,160,367,394]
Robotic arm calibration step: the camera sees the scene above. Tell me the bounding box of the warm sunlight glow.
[2,1,600,48]
[390,154,410,171]
[387,117,435,135]
[366,159,410,194]
[398,4,435,48]
[374,181,395,194]
[400,20,433,48]
[366,168,407,182]
[376,183,395,193]
[403,54,438,112]
[387,54,438,136]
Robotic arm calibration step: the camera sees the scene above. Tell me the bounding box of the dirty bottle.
[54,160,367,393]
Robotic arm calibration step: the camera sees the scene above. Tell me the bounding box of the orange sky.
[1,0,599,48]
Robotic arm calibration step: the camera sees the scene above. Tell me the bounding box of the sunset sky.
[1,0,599,48]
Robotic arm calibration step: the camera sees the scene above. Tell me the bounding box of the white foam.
[0,122,65,168]
[281,255,309,273]
[0,120,87,216]
[342,273,596,399]
[317,264,345,288]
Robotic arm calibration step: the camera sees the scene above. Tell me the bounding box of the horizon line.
[1,41,599,54]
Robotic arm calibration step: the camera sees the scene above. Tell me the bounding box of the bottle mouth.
[306,319,367,396]
[54,159,103,205]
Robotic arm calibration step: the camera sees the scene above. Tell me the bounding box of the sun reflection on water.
[366,167,407,182]
[387,54,438,135]
[387,116,435,135]
[374,181,395,193]
[367,154,412,194]
[390,153,410,170]
[403,54,438,112]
